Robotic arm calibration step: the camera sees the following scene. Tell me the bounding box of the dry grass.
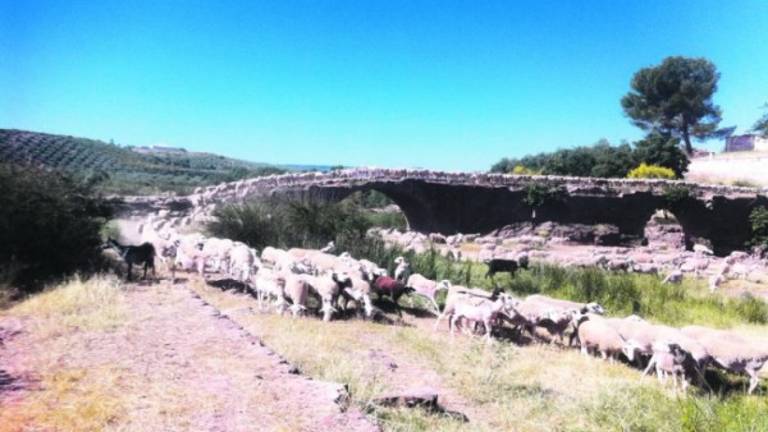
[192,276,768,431]
[0,275,129,432]
[4,275,127,338]
[190,281,721,432]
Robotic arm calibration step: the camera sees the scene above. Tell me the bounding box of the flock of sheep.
[125,224,768,396]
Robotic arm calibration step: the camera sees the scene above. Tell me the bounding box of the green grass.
[348,241,768,328]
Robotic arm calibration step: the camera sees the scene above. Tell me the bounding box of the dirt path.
[0,282,377,432]
[191,281,487,425]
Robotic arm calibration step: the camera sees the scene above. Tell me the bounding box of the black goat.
[485,255,529,278]
[106,238,156,281]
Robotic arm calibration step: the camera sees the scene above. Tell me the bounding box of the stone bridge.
[119,168,768,256]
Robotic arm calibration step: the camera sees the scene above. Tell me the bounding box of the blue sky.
[2,1,767,171]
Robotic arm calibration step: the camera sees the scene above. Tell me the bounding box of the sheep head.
[622,339,645,362]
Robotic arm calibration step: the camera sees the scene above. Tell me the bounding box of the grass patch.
[348,241,768,328]
[191,279,768,432]
[5,275,126,336]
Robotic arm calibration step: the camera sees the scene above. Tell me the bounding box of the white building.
[724,134,768,152]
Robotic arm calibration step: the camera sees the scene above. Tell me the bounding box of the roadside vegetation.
[0,276,128,431]
[0,163,110,297]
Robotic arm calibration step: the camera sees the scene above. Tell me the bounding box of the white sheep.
[576,314,635,363]
[643,341,693,391]
[449,295,511,342]
[433,285,495,331]
[228,242,260,282]
[681,325,768,394]
[252,268,287,312]
[200,237,234,274]
[405,273,450,314]
[281,273,311,318]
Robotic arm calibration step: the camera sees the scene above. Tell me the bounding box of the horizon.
[2,1,768,171]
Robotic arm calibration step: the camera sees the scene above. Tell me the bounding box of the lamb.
[484,254,529,278]
[300,272,351,321]
[433,285,498,331]
[106,238,156,281]
[200,237,235,274]
[281,273,311,317]
[643,341,695,391]
[518,295,604,345]
[228,242,260,282]
[339,275,375,318]
[405,273,450,314]
[576,314,636,363]
[450,296,513,342]
[393,256,411,282]
[252,268,287,312]
[681,325,768,394]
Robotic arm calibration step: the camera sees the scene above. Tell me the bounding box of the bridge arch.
[170,169,768,256]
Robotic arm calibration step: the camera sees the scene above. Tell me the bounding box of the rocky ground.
[370,217,768,299]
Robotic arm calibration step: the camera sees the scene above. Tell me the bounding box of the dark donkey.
[106,238,156,281]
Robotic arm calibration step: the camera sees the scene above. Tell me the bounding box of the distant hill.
[0,129,285,195]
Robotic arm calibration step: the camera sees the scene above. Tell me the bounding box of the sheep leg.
[642,356,656,376]
[581,345,589,356]
[484,319,494,343]
[747,369,760,395]
[449,315,459,337]
[430,297,441,315]
[127,263,133,281]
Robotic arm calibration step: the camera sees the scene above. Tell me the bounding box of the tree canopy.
[489,136,688,179]
[621,56,722,155]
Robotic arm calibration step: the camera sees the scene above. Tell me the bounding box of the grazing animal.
[405,273,450,314]
[394,256,411,282]
[372,275,414,314]
[485,255,529,278]
[107,238,156,281]
[643,341,695,391]
[450,296,512,343]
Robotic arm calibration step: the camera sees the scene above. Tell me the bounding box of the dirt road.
[0,281,377,432]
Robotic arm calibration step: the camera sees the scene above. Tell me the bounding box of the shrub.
[749,206,768,248]
[627,163,676,179]
[208,198,373,251]
[511,165,539,175]
[0,163,110,292]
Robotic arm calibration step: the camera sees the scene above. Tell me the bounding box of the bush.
[208,198,373,251]
[627,163,676,179]
[511,165,539,175]
[0,164,110,292]
[491,135,689,179]
[749,206,768,248]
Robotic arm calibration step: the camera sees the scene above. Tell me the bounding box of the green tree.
[621,56,723,155]
[633,133,689,178]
